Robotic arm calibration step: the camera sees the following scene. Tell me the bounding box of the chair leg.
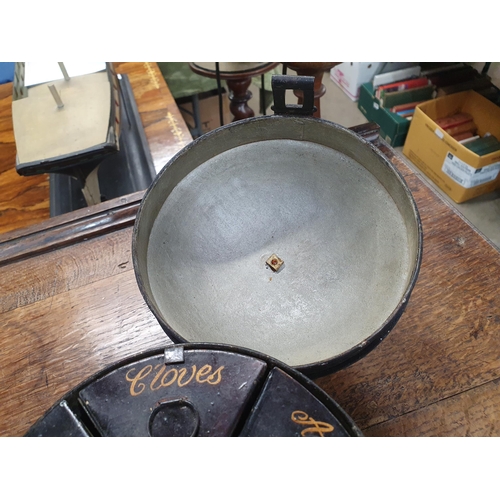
[191,94,203,138]
[176,94,204,139]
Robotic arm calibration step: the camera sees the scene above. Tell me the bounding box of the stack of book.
[435,113,477,140]
[372,66,435,120]
[435,112,500,155]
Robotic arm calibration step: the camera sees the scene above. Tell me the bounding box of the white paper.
[442,152,500,188]
[24,62,106,87]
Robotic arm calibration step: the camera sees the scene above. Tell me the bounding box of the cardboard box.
[357,83,412,147]
[330,62,384,101]
[177,89,232,137]
[403,91,500,203]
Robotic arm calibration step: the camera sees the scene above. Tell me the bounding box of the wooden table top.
[0,72,499,436]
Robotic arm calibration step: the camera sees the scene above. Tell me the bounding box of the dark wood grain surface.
[0,73,499,436]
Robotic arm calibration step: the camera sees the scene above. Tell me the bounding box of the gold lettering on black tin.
[125,364,224,396]
[291,410,334,437]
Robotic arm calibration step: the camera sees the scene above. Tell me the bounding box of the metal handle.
[271,75,317,116]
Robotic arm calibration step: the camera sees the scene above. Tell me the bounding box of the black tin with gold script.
[26,343,362,437]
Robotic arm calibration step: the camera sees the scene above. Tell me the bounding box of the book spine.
[376,78,429,99]
[390,100,426,112]
[458,135,480,144]
[380,85,434,108]
[372,66,421,88]
[445,122,477,137]
[435,113,473,130]
[453,132,475,142]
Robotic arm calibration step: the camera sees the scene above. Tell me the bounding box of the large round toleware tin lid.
[133,76,422,378]
[26,344,362,437]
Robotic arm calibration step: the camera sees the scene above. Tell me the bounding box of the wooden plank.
[0,190,143,243]
[0,191,142,266]
[0,269,170,436]
[0,226,134,314]
[364,377,500,437]
[0,63,191,236]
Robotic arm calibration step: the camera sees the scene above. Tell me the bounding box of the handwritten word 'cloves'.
[125,363,224,396]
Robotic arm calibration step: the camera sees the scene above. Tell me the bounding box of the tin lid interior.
[134,117,421,373]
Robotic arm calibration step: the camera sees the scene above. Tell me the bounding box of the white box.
[330,62,384,101]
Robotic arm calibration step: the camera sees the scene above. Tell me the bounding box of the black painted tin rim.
[132,115,423,379]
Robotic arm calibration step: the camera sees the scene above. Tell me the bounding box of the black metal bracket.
[271,75,317,116]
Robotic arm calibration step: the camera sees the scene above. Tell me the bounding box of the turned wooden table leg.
[226,77,254,121]
[293,68,326,118]
[286,63,340,118]
[189,63,279,122]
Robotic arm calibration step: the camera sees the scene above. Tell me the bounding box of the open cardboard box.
[403,90,500,203]
[358,83,412,147]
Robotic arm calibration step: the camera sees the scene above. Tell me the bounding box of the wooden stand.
[0,63,192,235]
[189,63,279,121]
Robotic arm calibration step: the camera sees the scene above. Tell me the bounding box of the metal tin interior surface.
[133,116,422,377]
